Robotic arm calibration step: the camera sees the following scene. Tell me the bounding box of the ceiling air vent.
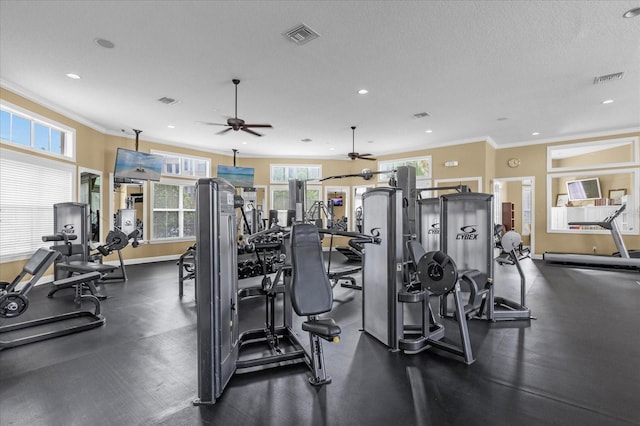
[157,96,179,105]
[593,72,624,84]
[283,24,320,45]
[413,112,430,119]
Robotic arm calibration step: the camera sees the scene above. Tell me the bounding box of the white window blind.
[0,148,74,262]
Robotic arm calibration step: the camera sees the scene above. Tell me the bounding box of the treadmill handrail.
[567,221,610,228]
[567,204,626,229]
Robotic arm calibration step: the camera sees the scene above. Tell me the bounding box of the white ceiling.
[1,1,639,160]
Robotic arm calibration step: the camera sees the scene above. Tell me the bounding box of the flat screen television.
[566,178,602,201]
[217,165,255,188]
[330,197,343,207]
[114,148,163,182]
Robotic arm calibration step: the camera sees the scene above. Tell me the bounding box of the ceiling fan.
[204,79,272,137]
[347,126,376,161]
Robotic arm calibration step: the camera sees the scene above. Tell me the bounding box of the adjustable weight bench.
[290,223,341,385]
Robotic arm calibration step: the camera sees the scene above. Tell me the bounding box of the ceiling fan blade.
[198,121,228,126]
[243,123,273,128]
[216,127,233,135]
[360,156,377,161]
[241,127,263,137]
[359,153,373,157]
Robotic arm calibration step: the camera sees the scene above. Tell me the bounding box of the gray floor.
[1,256,639,426]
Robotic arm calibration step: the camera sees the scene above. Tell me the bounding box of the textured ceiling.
[1,1,639,159]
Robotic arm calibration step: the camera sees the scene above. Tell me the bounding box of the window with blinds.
[0,148,75,262]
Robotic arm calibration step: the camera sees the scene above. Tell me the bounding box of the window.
[151,182,197,240]
[0,101,74,158]
[378,156,432,182]
[270,185,322,211]
[0,148,74,262]
[152,150,210,178]
[270,164,321,183]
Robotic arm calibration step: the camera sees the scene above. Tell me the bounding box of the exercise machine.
[177,243,196,298]
[493,227,533,320]
[50,202,136,284]
[361,184,474,364]
[194,178,341,405]
[45,228,139,302]
[0,248,105,349]
[440,192,533,321]
[543,204,640,270]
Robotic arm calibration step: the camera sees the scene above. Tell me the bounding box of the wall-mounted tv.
[330,197,343,207]
[217,165,255,188]
[566,177,602,201]
[114,148,163,182]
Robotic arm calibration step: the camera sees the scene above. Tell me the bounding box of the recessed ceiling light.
[65,73,81,80]
[242,141,248,145]
[329,147,335,151]
[497,117,508,121]
[368,140,374,144]
[601,99,614,104]
[623,7,640,18]
[301,138,312,143]
[357,89,369,95]
[167,125,175,129]
[531,132,540,136]
[425,129,433,134]
[94,38,115,49]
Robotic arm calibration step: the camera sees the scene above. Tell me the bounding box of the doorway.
[492,177,535,253]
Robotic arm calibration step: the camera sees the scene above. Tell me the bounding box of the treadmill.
[543,204,640,270]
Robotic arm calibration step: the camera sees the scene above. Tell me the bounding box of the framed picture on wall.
[556,193,569,207]
[608,188,627,205]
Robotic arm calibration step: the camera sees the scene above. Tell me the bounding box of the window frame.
[150,179,197,242]
[269,184,322,212]
[0,100,76,161]
[151,149,211,179]
[378,155,432,182]
[270,164,322,184]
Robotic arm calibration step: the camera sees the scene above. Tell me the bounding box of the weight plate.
[105,230,129,251]
[419,251,458,296]
[0,293,29,318]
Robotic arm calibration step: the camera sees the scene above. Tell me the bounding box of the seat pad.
[302,318,341,338]
[59,261,118,273]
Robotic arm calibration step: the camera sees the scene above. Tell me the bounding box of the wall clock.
[507,158,521,168]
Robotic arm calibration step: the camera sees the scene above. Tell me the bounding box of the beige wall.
[1,87,639,278]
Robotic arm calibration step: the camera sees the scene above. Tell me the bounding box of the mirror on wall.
[110,173,146,240]
[79,169,102,242]
[239,186,267,234]
[547,137,638,172]
[324,186,349,231]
